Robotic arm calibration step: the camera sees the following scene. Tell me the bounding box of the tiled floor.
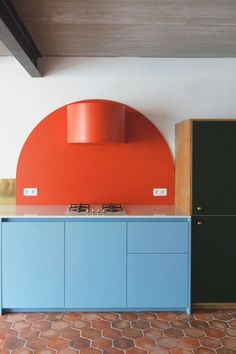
[0,310,236,353]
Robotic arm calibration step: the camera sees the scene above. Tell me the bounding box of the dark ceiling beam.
[0,0,42,77]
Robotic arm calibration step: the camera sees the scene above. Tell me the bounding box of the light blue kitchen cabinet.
[2,222,64,309]
[127,254,188,308]
[65,222,126,308]
[127,220,190,312]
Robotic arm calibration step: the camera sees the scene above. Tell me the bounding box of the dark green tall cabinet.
[176,120,236,305]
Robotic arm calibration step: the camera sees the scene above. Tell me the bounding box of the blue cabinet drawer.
[128,221,189,253]
[127,254,188,308]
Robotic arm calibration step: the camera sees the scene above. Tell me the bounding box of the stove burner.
[67,203,125,215]
[102,203,123,213]
[69,203,90,213]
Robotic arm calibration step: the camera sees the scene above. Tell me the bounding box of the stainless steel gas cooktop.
[67,203,126,215]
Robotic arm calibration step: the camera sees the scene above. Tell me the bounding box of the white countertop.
[0,205,190,218]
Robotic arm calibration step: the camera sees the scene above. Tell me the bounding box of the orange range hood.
[67,101,126,143]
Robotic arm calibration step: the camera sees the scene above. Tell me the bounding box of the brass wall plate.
[0,179,16,204]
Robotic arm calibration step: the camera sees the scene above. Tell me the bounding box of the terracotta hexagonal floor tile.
[12,320,30,331]
[228,320,236,328]
[25,313,44,321]
[63,313,82,321]
[19,328,39,340]
[103,349,124,354]
[113,337,134,349]
[230,310,236,319]
[45,313,64,321]
[70,337,90,350]
[213,312,232,321]
[122,328,142,339]
[82,328,101,340]
[82,313,101,321]
[25,338,47,351]
[39,329,60,339]
[143,328,163,340]
[7,314,26,322]
[170,348,192,354]
[209,320,229,330]
[102,328,121,339]
[151,320,170,329]
[163,328,183,339]
[93,320,110,329]
[205,327,225,339]
[216,348,236,354]
[51,320,70,330]
[156,337,177,349]
[48,338,69,350]
[61,327,80,339]
[177,336,200,349]
[200,337,221,349]
[221,337,236,348]
[190,320,209,329]
[11,349,33,354]
[92,337,112,349]
[139,313,157,321]
[58,349,78,354]
[150,348,169,354]
[80,349,102,354]
[135,337,155,349]
[170,320,189,329]
[225,327,236,337]
[73,319,91,330]
[120,313,138,321]
[194,348,215,354]
[183,327,205,338]
[112,320,130,330]
[35,350,56,354]
[0,350,10,354]
[0,329,18,339]
[194,312,214,321]
[158,313,177,321]
[131,320,150,330]
[0,321,11,330]
[176,313,193,321]
[102,313,120,321]
[32,320,51,331]
[126,348,147,354]
[3,337,25,351]
[12,349,34,354]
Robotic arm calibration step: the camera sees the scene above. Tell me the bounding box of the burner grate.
[69,203,90,213]
[102,203,123,213]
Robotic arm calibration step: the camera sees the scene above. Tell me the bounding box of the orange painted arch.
[16,99,174,205]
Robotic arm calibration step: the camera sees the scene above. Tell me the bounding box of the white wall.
[1,56,236,177]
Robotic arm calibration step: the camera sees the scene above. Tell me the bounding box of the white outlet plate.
[153,188,168,197]
[23,188,38,196]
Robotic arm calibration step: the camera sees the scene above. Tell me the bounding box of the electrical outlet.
[153,188,168,197]
[23,188,38,196]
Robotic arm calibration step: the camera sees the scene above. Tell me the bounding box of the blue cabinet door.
[2,222,64,308]
[127,254,188,309]
[65,222,126,308]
